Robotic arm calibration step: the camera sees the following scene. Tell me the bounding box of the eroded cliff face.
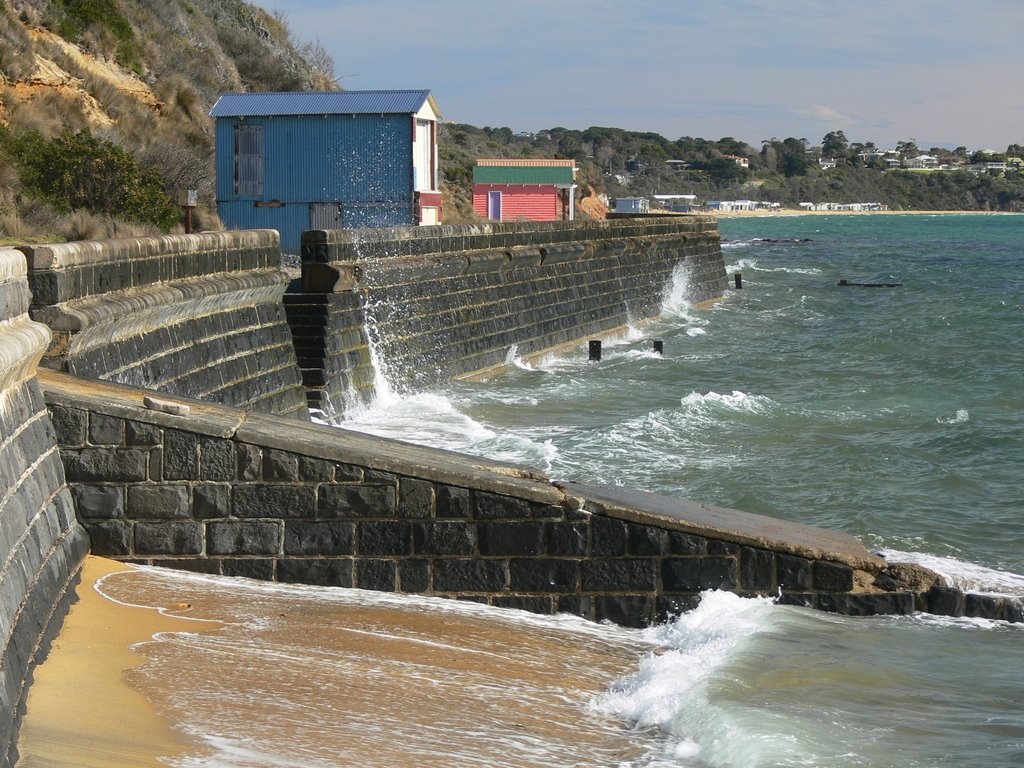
[0,0,336,240]
[1,26,160,129]
[1,0,334,128]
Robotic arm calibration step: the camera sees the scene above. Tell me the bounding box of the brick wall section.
[45,370,1022,630]
[295,217,726,407]
[21,231,308,420]
[0,251,89,766]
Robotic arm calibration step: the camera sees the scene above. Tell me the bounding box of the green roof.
[472,164,575,185]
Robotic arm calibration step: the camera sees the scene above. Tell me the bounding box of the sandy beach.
[14,557,210,768]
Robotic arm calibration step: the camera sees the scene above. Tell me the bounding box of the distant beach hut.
[613,197,650,214]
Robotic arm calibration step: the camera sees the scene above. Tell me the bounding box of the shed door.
[487,191,502,221]
[233,124,264,197]
[310,203,341,230]
[416,119,433,191]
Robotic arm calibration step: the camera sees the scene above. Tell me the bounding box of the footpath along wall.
[0,250,89,766]
[22,230,308,420]
[286,218,726,416]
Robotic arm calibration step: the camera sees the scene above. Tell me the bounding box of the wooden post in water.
[588,340,602,361]
[734,273,743,289]
[653,340,664,355]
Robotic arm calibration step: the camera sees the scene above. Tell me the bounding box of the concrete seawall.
[43,370,931,629]
[0,250,89,767]
[4,218,1020,765]
[289,218,726,416]
[22,231,308,420]
[43,370,1020,624]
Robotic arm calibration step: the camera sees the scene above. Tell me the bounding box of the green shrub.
[53,0,142,73]
[14,129,179,230]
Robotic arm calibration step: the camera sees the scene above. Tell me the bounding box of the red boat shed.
[472,159,577,222]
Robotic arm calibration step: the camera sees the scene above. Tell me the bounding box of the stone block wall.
[45,369,1012,633]
[294,217,726,410]
[282,291,375,418]
[22,231,308,420]
[0,250,89,766]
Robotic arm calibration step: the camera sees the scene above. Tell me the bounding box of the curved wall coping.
[0,250,49,392]
[21,230,281,306]
[20,230,280,270]
[557,481,882,571]
[31,269,287,334]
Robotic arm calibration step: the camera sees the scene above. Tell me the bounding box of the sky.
[251,0,1024,152]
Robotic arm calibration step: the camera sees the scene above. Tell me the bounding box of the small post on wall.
[178,189,197,234]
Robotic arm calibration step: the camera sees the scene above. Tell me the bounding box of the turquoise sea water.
[98,214,1023,767]
[343,213,1024,766]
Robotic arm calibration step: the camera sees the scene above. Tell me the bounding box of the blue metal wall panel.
[218,201,311,256]
[262,114,412,202]
[215,113,417,249]
[214,120,236,201]
[216,115,412,204]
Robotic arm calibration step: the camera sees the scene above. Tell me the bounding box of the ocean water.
[106,214,1023,767]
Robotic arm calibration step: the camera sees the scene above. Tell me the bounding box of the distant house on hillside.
[903,154,940,169]
[472,159,577,222]
[210,90,442,254]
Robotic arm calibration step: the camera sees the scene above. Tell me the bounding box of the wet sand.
[15,557,213,768]
[15,559,657,767]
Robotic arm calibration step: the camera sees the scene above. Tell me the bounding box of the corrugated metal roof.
[475,158,576,168]
[210,90,438,118]
[473,162,576,185]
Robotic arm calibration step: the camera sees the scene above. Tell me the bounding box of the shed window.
[233,124,264,197]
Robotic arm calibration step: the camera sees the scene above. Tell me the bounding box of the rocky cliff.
[0,0,336,240]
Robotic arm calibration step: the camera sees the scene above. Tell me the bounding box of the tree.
[822,130,849,158]
[595,144,617,170]
[715,136,750,156]
[687,156,748,185]
[777,138,810,177]
[896,139,919,158]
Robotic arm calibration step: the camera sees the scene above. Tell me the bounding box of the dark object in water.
[838,279,902,287]
[720,238,812,244]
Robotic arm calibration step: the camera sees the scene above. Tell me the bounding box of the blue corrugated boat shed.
[211,90,442,255]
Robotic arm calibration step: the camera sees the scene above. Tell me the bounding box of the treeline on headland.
[440,124,1024,220]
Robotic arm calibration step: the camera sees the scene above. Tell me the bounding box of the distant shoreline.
[711,208,1020,218]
